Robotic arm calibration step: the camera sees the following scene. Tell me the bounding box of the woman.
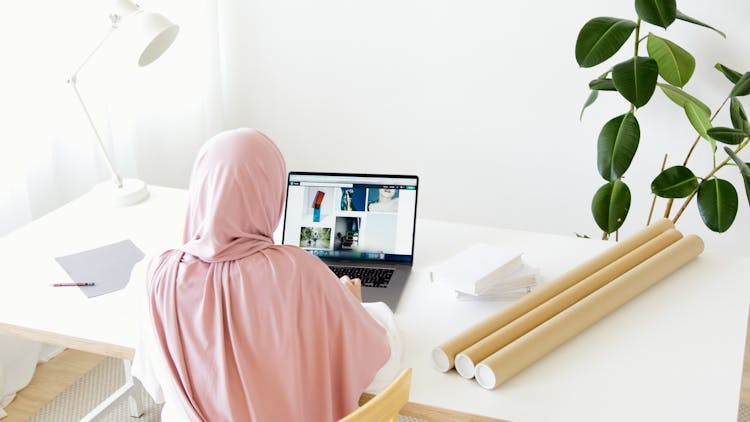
[367,188,399,212]
[132,128,399,421]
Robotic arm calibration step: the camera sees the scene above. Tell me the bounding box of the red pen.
[51,282,96,287]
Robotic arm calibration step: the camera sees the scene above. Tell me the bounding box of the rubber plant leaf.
[592,180,631,234]
[597,113,640,181]
[575,17,637,68]
[651,165,699,198]
[697,178,738,232]
[635,0,677,29]
[612,57,659,108]
[658,83,711,116]
[647,34,695,87]
[675,10,725,38]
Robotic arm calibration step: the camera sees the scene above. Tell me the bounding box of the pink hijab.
[147,128,390,421]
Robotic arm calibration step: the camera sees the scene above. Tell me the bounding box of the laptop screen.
[282,172,418,263]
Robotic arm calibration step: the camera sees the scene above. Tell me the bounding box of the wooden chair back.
[338,368,412,422]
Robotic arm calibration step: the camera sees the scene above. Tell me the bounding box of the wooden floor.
[4,318,750,420]
[2,349,105,421]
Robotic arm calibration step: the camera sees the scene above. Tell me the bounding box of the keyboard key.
[329,266,394,288]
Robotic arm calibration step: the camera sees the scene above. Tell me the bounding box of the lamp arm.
[70,80,124,188]
[67,25,124,189]
[68,26,116,83]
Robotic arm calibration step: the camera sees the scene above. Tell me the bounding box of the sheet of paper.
[430,243,523,294]
[55,239,145,298]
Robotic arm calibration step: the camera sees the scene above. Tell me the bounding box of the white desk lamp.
[68,0,179,206]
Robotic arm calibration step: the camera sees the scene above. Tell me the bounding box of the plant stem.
[671,191,696,225]
[713,150,717,168]
[663,95,731,219]
[663,198,673,219]
[681,135,703,167]
[612,18,641,239]
[628,19,642,115]
[647,154,669,225]
[672,139,750,223]
[634,19,641,56]
[647,196,658,225]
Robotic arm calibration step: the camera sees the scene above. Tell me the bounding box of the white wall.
[216,0,750,255]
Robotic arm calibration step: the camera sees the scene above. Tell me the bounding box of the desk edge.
[0,322,135,361]
[360,392,507,422]
[1,321,507,420]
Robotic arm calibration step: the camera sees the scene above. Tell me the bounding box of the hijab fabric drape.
[147,128,390,421]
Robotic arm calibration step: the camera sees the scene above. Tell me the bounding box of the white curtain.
[0,0,231,236]
[0,0,234,411]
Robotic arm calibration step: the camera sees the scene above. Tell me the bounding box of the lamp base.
[91,178,150,207]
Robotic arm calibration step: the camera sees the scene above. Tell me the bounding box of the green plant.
[576,0,750,239]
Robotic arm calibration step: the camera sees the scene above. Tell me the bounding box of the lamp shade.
[112,0,179,67]
[131,11,179,66]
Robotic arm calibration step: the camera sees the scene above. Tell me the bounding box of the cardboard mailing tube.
[431,219,674,372]
[474,234,704,390]
[453,228,683,378]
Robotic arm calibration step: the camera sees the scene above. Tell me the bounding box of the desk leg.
[123,359,144,417]
[80,359,144,421]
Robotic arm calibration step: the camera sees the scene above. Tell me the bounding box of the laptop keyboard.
[329,266,394,288]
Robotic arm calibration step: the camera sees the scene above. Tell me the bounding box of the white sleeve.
[361,302,403,394]
[130,258,166,404]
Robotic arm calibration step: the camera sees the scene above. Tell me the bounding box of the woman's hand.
[340,276,362,302]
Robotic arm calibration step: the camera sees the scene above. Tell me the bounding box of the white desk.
[1,186,749,421]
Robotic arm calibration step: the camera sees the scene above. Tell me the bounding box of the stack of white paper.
[430,243,540,301]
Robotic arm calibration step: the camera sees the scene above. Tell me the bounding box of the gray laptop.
[282,172,419,311]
